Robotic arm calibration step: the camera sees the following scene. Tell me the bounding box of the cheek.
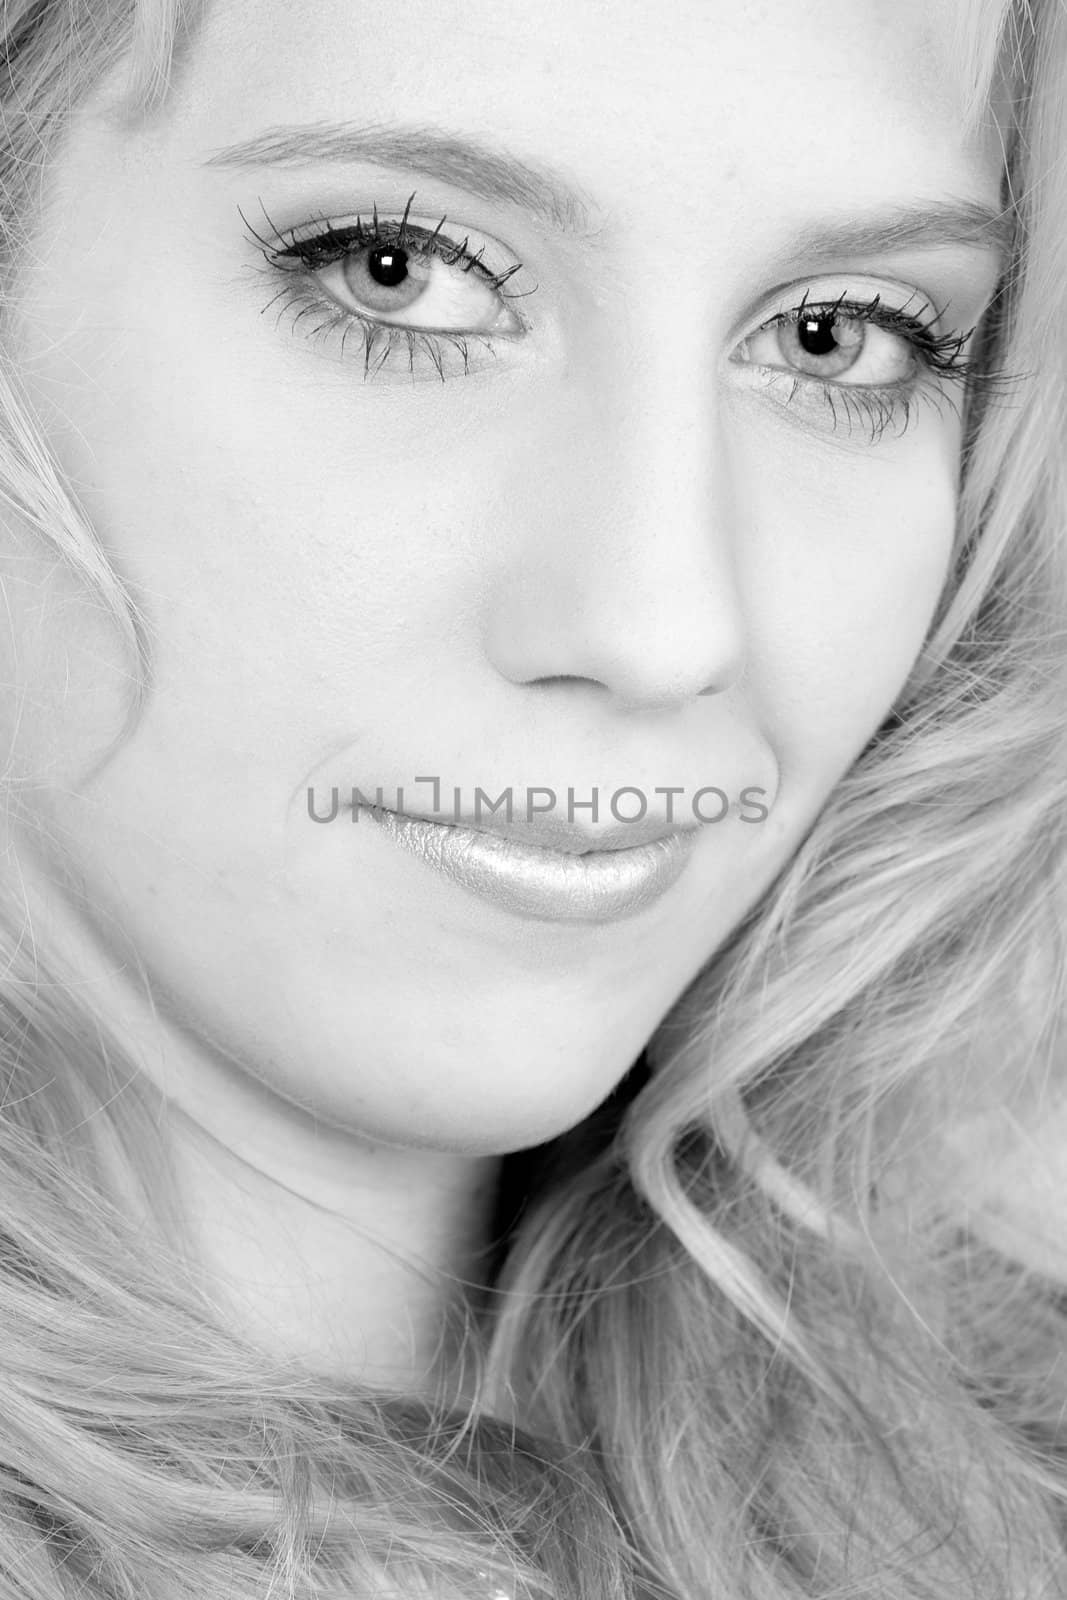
[733,417,959,787]
[10,256,474,793]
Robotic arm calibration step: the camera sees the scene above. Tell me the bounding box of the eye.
[247,197,530,340]
[308,231,525,338]
[241,198,536,383]
[737,300,919,388]
[726,287,992,443]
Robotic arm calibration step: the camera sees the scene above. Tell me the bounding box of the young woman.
[0,0,1064,1595]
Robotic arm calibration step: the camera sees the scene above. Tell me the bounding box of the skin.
[1,0,1003,1399]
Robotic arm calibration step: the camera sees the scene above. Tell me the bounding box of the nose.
[482,390,745,712]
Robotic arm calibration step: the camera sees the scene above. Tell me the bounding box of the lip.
[394,802,701,855]
[357,805,700,922]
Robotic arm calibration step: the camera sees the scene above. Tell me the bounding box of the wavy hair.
[0,1,1065,1596]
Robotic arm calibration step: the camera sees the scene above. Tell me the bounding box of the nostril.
[527,674,603,689]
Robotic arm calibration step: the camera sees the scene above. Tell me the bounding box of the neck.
[164,1095,504,1402]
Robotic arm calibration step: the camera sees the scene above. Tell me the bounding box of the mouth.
[355,801,700,923]
[355,799,699,857]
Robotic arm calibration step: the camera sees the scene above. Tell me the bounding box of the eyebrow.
[203,119,600,235]
[203,119,1017,266]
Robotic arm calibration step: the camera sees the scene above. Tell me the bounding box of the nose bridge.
[607,354,737,578]
[483,352,748,707]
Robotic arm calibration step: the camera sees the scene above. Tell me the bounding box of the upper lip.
[363,801,701,854]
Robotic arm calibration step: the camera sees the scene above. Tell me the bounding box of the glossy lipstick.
[359,805,699,922]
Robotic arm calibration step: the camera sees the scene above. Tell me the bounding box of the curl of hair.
[0,2,1065,1597]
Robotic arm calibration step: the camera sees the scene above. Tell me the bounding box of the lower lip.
[359,807,698,922]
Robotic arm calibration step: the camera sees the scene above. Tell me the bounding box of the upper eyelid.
[754,299,938,343]
[244,208,537,310]
[738,271,1003,349]
[244,201,522,268]
[735,286,942,345]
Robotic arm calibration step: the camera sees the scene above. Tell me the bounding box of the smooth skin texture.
[2,0,1003,1394]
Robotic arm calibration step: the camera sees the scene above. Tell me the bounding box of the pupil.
[368,246,409,287]
[798,315,839,358]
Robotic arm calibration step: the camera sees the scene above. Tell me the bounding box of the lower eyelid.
[272,280,504,382]
[726,359,936,446]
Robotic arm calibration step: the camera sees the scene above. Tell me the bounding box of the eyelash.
[753,287,1003,443]
[241,198,1008,443]
[241,197,533,383]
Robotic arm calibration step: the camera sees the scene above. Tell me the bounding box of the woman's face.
[7,0,1004,1153]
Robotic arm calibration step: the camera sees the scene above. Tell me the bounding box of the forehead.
[184,0,963,102]
[143,0,997,214]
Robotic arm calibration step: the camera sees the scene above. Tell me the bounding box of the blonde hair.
[0,2,1066,1596]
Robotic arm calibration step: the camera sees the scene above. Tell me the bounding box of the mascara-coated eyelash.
[241,198,1015,441]
[741,287,1013,443]
[239,195,535,383]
